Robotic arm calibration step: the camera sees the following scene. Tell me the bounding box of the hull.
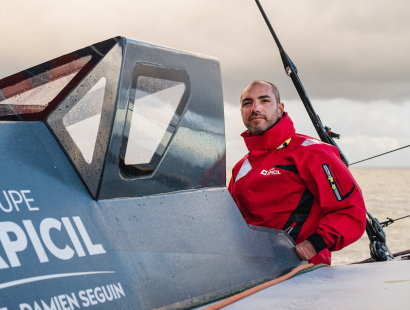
[196,260,410,309]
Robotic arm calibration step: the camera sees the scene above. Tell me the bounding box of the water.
[225,168,410,266]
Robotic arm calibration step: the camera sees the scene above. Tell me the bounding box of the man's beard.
[246,112,278,136]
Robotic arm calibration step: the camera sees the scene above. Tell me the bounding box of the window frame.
[119,63,191,179]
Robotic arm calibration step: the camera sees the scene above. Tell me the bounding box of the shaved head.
[240,80,280,106]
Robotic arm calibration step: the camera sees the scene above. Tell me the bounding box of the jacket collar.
[241,112,296,152]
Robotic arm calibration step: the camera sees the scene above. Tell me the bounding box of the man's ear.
[278,102,285,116]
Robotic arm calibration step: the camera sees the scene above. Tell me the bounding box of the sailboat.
[0,2,409,310]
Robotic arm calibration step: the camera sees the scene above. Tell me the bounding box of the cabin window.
[62,77,107,164]
[0,56,91,118]
[119,64,190,178]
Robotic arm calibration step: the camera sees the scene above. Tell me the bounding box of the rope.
[202,264,315,310]
[350,144,410,165]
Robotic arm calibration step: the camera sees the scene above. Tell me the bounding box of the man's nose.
[251,101,261,113]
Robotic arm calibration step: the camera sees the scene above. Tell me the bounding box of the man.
[228,81,366,265]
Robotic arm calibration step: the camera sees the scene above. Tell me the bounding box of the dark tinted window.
[0,56,91,118]
[0,37,120,121]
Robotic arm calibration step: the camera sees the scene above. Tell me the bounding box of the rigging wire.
[352,145,410,229]
[380,214,410,228]
[351,143,410,260]
[350,144,410,166]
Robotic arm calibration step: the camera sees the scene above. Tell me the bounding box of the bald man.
[228,80,366,265]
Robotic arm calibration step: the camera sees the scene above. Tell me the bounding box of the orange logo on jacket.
[261,168,281,175]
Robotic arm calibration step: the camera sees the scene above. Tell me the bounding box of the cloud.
[2,0,410,168]
[2,0,410,104]
[221,0,410,103]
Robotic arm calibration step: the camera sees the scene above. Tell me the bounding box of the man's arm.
[291,144,367,254]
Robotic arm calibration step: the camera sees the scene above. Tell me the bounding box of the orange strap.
[203,263,314,310]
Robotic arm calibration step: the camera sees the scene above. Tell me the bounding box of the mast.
[255,0,349,167]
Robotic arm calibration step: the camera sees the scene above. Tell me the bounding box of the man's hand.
[295,240,316,261]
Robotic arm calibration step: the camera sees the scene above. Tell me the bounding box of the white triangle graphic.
[235,158,252,182]
[63,77,106,164]
[66,113,102,163]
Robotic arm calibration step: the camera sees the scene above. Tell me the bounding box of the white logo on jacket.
[261,168,281,176]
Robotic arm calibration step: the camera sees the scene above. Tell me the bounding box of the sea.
[225,168,410,266]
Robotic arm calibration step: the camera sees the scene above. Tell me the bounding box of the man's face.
[240,83,284,135]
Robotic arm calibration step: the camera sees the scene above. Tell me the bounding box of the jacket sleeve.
[290,144,366,253]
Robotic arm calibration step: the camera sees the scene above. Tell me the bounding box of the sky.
[1,0,410,167]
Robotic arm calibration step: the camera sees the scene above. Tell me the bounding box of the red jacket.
[228,113,366,265]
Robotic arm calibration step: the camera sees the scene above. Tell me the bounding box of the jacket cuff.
[307,232,328,254]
